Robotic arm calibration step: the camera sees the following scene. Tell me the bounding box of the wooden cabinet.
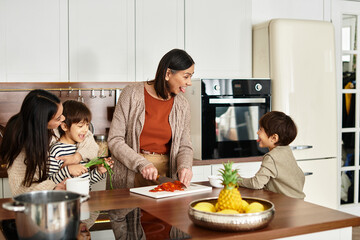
[185,0,252,78]
[0,0,68,82]
[297,158,337,209]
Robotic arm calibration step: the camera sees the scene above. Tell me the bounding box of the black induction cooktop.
[0,207,191,240]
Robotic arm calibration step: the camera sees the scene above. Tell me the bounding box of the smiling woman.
[0,89,99,196]
[0,90,64,194]
[107,48,195,192]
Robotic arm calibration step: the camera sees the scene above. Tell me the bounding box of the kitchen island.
[0,185,359,240]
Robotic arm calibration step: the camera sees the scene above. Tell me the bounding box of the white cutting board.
[129,183,212,199]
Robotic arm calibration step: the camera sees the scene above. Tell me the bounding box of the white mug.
[66,177,90,196]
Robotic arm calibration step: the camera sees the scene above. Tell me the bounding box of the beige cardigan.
[239,146,306,199]
[8,131,98,196]
[107,82,193,189]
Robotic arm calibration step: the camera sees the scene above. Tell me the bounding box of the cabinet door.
[192,165,212,182]
[212,162,261,178]
[252,0,330,25]
[297,158,337,209]
[0,0,68,82]
[69,0,135,82]
[185,0,252,78]
[135,0,185,81]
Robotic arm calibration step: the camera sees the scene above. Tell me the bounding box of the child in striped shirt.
[48,100,111,188]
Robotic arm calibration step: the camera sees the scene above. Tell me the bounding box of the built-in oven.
[185,78,271,160]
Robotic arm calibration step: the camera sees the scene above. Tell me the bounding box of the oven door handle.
[209,98,266,104]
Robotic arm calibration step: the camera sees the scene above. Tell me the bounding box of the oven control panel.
[202,78,271,96]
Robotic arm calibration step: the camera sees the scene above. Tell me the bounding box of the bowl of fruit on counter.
[188,162,275,232]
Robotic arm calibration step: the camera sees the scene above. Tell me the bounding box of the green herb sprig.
[85,154,114,189]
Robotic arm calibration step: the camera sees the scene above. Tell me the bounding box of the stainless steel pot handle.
[80,195,90,203]
[2,202,25,212]
[2,195,89,212]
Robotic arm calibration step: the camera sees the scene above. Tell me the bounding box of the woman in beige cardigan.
[108,49,195,189]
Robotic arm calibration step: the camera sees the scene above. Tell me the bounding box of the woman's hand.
[56,152,82,166]
[178,168,193,187]
[68,164,88,177]
[97,157,114,174]
[54,179,67,190]
[77,222,91,240]
[141,165,158,181]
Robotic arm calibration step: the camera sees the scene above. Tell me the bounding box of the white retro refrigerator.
[253,19,338,209]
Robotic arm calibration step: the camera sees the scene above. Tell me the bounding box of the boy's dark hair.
[58,100,92,136]
[259,111,297,146]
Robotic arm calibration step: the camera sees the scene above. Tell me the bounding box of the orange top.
[140,88,174,154]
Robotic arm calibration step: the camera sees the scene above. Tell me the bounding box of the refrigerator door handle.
[304,172,313,176]
[290,145,313,150]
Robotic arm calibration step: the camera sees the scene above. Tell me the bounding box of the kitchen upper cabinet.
[252,0,331,25]
[0,0,253,82]
[0,0,68,82]
[185,0,252,78]
[69,0,184,82]
[69,0,135,82]
[135,0,184,81]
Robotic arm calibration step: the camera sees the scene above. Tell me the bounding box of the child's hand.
[97,157,114,174]
[68,164,88,177]
[56,152,82,166]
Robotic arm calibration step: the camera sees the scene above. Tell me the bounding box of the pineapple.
[217,162,242,212]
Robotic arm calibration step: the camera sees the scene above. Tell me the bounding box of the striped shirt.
[48,142,105,187]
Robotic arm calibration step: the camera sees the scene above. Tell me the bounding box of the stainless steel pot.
[2,190,85,240]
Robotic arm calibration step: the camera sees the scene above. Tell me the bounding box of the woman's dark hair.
[259,111,297,146]
[58,100,92,136]
[0,89,61,187]
[149,48,195,99]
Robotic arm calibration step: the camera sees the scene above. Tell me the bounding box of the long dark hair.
[150,49,195,100]
[0,90,61,187]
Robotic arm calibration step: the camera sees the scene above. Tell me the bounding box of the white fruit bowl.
[188,197,275,232]
[208,175,223,188]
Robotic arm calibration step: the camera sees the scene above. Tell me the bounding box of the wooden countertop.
[0,185,359,240]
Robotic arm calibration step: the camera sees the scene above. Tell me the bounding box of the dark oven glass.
[201,79,271,160]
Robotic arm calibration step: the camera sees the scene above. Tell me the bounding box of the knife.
[156,175,187,189]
